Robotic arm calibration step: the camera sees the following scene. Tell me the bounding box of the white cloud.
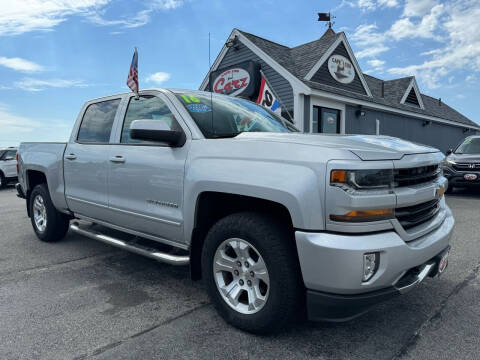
[387,0,480,88]
[145,72,171,85]
[0,104,39,135]
[14,78,87,91]
[389,4,444,41]
[403,0,438,17]
[88,0,184,29]
[0,104,71,147]
[0,56,44,72]
[0,0,109,36]
[351,0,398,11]
[0,0,184,36]
[356,45,390,59]
[350,24,390,58]
[367,59,385,70]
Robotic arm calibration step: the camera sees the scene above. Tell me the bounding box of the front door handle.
[110,156,125,163]
[65,154,77,160]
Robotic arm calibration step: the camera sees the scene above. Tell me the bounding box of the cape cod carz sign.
[209,61,260,99]
[328,55,355,84]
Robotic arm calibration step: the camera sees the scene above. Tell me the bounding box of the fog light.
[363,252,379,282]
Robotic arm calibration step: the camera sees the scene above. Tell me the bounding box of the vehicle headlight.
[330,169,394,189]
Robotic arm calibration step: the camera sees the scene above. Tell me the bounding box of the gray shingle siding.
[205,40,294,114]
[310,43,367,96]
[345,105,478,152]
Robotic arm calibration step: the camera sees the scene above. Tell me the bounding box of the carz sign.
[209,61,260,99]
[213,68,250,96]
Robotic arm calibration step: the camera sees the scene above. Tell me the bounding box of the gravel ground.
[0,185,479,360]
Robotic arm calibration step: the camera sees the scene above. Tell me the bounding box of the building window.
[313,106,340,134]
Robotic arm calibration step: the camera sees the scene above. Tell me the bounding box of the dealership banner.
[256,74,282,115]
[209,60,260,100]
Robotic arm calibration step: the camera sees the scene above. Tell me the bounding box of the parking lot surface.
[0,185,479,360]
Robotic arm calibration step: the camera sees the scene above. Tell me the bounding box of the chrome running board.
[70,222,189,266]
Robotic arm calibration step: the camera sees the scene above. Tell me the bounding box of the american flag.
[127,47,138,94]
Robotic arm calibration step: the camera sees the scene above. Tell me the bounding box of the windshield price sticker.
[186,103,211,113]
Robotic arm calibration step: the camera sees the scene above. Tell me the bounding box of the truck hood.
[235,133,439,160]
[447,153,480,162]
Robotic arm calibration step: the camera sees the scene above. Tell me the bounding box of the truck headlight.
[331,169,394,189]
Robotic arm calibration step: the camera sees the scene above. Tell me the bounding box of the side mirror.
[446,149,453,155]
[130,119,186,147]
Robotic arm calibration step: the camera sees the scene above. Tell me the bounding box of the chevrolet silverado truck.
[17,89,453,333]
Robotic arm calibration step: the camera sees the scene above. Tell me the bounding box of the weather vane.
[318,12,335,29]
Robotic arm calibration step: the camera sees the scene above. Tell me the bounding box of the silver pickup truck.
[17,89,453,333]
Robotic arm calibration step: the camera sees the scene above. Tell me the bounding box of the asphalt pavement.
[0,185,479,360]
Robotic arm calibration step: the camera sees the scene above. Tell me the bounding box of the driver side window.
[121,95,181,144]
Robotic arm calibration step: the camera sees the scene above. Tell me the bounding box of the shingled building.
[200,28,479,152]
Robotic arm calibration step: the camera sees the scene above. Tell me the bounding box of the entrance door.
[107,94,189,244]
[313,107,340,134]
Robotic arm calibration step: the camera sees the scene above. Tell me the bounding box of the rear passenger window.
[4,150,16,159]
[77,99,121,143]
[121,95,181,144]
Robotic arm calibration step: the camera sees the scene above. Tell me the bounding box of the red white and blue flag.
[256,74,281,115]
[127,47,139,95]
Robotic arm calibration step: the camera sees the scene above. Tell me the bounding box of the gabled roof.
[202,28,478,129]
[239,29,340,80]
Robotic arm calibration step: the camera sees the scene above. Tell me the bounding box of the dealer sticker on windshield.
[186,103,211,113]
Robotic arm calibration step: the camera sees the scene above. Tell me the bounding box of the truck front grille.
[395,199,440,229]
[394,165,440,187]
[452,163,480,171]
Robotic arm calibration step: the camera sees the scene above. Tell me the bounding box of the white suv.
[0,147,18,188]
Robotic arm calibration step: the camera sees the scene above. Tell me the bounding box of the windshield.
[173,91,298,138]
[455,138,480,154]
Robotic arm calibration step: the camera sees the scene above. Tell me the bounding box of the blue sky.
[0,0,479,146]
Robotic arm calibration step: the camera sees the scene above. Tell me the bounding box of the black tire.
[29,184,70,242]
[0,172,6,189]
[201,212,304,334]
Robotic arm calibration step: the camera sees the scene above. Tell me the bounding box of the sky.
[0,0,479,147]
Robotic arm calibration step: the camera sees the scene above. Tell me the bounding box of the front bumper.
[444,170,480,187]
[295,205,454,321]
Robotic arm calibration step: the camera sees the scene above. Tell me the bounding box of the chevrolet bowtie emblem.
[436,185,445,198]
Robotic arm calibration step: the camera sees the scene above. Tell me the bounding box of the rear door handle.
[110,156,125,164]
[65,154,77,160]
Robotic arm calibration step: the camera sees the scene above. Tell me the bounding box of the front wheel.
[29,184,70,242]
[202,212,303,334]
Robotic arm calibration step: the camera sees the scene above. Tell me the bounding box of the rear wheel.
[202,212,303,334]
[29,184,70,242]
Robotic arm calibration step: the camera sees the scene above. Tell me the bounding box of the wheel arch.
[189,191,295,281]
[25,170,48,217]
